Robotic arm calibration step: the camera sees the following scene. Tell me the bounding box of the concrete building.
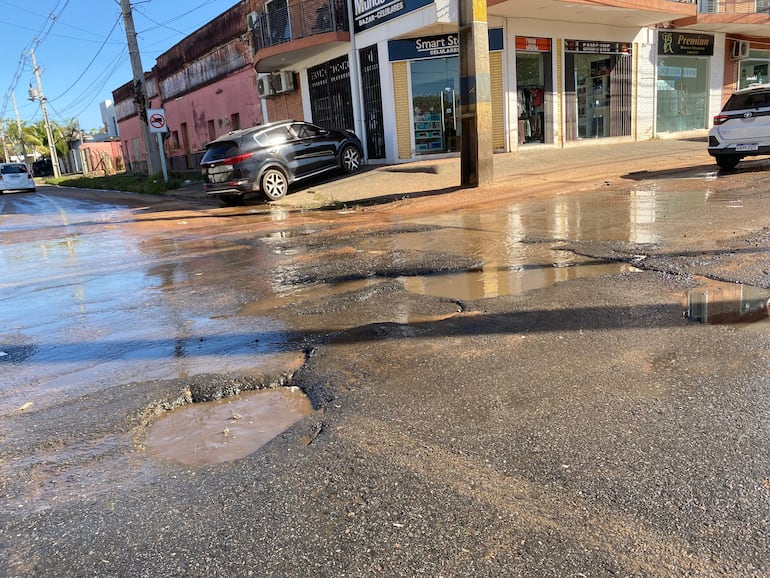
[112,0,770,171]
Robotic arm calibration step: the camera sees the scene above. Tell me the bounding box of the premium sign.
[354,0,432,33]
[658,31,714,56]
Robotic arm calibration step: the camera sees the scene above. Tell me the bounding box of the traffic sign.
[147,108,168,133]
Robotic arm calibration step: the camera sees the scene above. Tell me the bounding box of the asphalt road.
[1,155,769,577]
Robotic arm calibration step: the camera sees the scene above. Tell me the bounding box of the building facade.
[112,0,770,171]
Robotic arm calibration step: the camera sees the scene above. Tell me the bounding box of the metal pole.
[11,92,29,167]
[120,0,160,175]
[29,49,61,178]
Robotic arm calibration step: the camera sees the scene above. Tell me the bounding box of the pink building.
[113,2,262,173]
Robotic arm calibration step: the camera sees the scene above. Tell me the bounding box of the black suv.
[201,120,363,204]
[708,83,770,170]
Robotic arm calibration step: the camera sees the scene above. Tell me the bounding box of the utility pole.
[28,48,61,178]
[11,92,29,167]
[459,0,493,187]
[120,0,160,175]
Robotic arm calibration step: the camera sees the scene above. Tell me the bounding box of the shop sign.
[388,29,504,62]
[658,31,714,56]
[565,39,632,55]
[516,37,552,52]
[354,0,432,33]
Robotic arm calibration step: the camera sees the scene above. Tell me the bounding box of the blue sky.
[0,0,240,132]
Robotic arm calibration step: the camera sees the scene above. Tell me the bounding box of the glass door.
[411,57,460,154]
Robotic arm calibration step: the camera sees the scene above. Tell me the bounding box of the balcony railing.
[696,0,770,13]
[251,0,348,52]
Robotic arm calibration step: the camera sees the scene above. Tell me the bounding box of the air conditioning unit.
[246,11,259,31]
[271,71,295,94]
[732,40,750,60]
[257,75,274,97]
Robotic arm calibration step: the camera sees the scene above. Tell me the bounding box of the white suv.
[708,84,770,170]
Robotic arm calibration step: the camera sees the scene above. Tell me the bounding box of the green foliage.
[46,171,201,195]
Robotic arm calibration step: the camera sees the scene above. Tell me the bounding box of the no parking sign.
[147,108,168,133]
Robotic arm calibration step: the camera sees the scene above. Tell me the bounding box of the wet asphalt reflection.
[1,178,767,423]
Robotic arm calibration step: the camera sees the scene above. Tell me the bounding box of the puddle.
[400,259,637,300]
[144,387,313,465]
[685,280,770,325]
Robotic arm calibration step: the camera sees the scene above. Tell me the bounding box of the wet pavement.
[1,138,770,577]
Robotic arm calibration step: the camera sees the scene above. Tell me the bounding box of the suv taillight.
[713,114,730,126]
[222,152,253,165]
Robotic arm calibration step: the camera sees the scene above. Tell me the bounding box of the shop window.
[410,57,459,155]
[515,43,553,145]
[657,56,709,132]
[565,50,632,141]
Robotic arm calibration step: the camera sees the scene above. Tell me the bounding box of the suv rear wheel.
[261,168,288,201]
[715,155,740,170]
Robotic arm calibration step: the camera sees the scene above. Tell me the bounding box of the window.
[207,119,216,141]
[171,130,180,149]
[230,113,240,131]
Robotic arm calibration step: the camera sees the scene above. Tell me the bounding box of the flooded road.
[1,162,769,576]
[2,174,768,416]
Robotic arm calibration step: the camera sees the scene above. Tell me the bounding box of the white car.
[0,162,36,192]
[708,83,770,170]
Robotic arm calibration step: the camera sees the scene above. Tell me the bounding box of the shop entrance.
[515,38,553,145]
[565,41,632,141]
[411,57,460,155]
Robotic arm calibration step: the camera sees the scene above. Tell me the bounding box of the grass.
[46,171,202,195]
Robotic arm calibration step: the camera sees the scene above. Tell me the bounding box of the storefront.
[564,40,633,141]
[388,30,504,156]
[656,31,713,133]
[515,37,553,145]
[739,49,770,89]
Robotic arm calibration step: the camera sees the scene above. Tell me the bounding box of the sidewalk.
[177,136,711,209]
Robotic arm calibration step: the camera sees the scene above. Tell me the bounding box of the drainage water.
[144,387,313,465]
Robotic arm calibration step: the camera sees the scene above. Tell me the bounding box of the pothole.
[684,279,770,325]
[144,387,313,465]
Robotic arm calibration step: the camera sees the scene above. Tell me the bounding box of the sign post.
[147,108,169,183]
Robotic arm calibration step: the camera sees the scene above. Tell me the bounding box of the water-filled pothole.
[144,387,313,465]
[685,280,770,325]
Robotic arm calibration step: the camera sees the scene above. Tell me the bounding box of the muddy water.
[143,387,313,465]
[3,180,764,457]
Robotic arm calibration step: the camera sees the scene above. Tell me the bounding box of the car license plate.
[736,143,759,152]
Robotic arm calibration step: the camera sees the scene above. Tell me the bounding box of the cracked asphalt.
[1,139,769,577]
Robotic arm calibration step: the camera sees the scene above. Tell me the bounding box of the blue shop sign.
[389,29,504,61]
[354,0,433,33]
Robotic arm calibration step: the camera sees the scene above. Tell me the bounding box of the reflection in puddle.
[401,259,638,300]
[144,387,313,465]
[686,281,770,325]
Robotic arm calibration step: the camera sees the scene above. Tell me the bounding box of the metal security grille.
[360,44,385,159]
[609,54,632,137]
[308,56,354,131]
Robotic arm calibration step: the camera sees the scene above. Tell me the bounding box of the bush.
[46,171,201,195]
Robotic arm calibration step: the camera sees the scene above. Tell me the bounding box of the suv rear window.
[201,141,240,163]
[722,90,770,111]
[1,164,28,174]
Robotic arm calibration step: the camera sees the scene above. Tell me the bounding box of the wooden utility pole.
[120,0,161,175]
[459,0,493,187]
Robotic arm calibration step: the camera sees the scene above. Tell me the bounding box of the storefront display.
[564,40,633,141]
[739,50,770,89]
[656,31,712,133]
[516,37,552,145]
